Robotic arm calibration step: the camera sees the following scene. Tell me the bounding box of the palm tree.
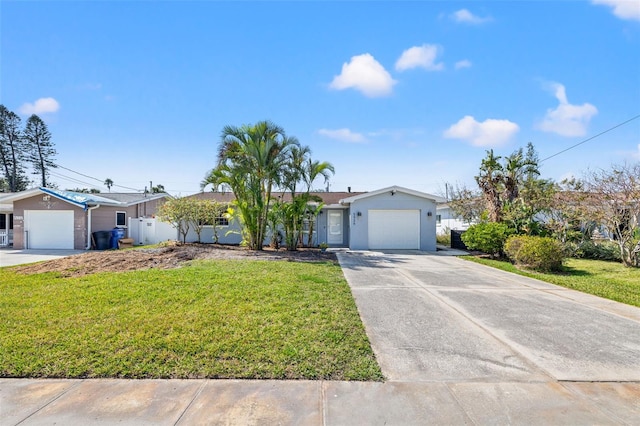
[279,148,335,249]
[104,178,114,192]
[303,159,334,247]
[208,121,298,250]
[503,143,540,204]
[303,159,335,192]
[475,149,503,222]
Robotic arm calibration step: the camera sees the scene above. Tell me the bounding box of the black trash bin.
[92,231,111,250]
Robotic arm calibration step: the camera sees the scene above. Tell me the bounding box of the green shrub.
[505,235,564,272]
[461,222,511,258]
[565,240,622,262]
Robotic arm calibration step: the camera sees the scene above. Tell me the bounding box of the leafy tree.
[23,114,57,187]
[152,184,165,193]
[203,121,298,250]
[446,183,485,225]
[104,178,114,192]
[502,178,555,235]
[157,197,192,243]
[0,105,29,192]
[187,199,227,243]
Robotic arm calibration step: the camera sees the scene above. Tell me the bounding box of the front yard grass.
[0,260,383,380]
[462,256,640,307]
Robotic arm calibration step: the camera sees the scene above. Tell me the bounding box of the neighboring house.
[435,203,474,235]
[0,187,172,249]
[188,185,444,251]
[0,193,15,247]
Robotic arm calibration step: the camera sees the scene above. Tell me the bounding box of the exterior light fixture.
[357,211,362,217]
[427,211,433,217]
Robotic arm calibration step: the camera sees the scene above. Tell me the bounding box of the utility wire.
[540,113,640,163]
[51,162,144,192]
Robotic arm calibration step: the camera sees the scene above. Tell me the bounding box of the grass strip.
[462,256,640,307]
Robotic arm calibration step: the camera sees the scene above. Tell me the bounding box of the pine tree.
[0,105,29,192]
[24,114,57,187]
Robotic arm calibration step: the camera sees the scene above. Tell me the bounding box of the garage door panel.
[26,210,74,249]
[368,210,420,250]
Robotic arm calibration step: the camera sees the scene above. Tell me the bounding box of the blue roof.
[41,187,124,209]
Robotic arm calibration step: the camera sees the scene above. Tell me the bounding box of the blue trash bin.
[111,228,126,249]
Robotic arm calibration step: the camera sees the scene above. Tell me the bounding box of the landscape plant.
[202,121,333,250]
[504,235,564,272]
[157,197,192,243]
[461,222,511,258]
[202,121,298,250]
[564,163,640,267]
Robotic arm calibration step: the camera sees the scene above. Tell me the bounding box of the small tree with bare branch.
[573,163,640,267]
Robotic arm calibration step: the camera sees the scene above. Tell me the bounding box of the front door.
[327,211,343,244]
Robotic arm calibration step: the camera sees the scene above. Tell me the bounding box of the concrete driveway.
[338,251,640,423]
[0,249,84,267]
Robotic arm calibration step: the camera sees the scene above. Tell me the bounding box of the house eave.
[339,185,446,204]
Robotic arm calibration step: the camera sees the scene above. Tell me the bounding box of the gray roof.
[188,191,367,206]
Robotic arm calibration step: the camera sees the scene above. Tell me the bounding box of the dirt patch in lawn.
[13,243,338,277]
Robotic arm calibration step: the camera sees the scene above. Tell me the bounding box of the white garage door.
[26,210,75,249]
[368,210,420,249]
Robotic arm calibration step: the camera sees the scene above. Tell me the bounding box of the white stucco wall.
[436,205,472,234]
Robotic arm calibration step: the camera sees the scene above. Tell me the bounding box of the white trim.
[116,211,127,227]
[340,185,445,205]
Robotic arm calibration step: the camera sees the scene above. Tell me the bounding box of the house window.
[116,211,127,227]
[215,217,229,226]
[0,214,13,230]
[436,214,441,225]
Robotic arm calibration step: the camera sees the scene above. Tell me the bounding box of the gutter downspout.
[86,205,100,249]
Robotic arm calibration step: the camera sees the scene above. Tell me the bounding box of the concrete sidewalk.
[2,250,639,425]
[3,378,638,425]
[0,249,84,267]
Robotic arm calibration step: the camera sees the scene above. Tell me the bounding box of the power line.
[51,162,144,192]
[540,114,640,163]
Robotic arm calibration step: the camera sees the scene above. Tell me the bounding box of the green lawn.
[0,260,383,381]
[463,256,640,307]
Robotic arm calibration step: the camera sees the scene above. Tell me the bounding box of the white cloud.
[634,144,640,160]
[451,9,492,24]
[454,59,472,70]
[537,83,598,137]
[329,53,396,97]
[443,115,520,147]
[318,128,367,143]
[592,0,640,21]
[395,44,444,71]
[19,97,60,115]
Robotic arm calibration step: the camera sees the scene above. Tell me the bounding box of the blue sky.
[1,1,639,196]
